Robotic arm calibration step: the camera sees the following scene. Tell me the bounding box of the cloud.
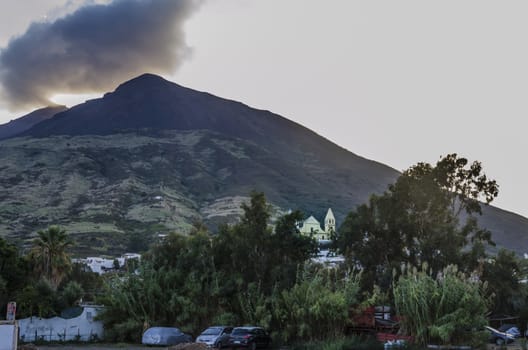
[0,0,201,110]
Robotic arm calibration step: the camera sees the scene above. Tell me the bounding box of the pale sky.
[0,0,527,218]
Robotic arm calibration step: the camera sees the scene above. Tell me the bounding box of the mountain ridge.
[0,74,526,255]
[20,74,396,178]
[0,105,67,140]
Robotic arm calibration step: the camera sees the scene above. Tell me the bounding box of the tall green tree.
[0,237,29,309]
[16,279,58,318]
[213,192,317,294]
[336,154,498,290]
[482,249,525,315]
[60,281,84,308]
[270,210,318,288]
[30,226,74,289]
[64,262,104,302]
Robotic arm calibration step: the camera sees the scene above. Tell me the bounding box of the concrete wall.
[0,322,17,350]
[18,306,104,342]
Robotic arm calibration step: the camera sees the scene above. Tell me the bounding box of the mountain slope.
[22,74,383,171]
[0,105,67,140]
[20,73,399,214]
[1,74,526,256]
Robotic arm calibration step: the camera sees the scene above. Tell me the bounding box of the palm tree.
[31,226,74,289]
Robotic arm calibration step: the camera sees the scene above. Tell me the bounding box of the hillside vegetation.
[0,74,526,255]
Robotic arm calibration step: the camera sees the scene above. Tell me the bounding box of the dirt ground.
[27,345,159,350]
[31,342,209,350]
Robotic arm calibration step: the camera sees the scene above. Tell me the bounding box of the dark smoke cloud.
[0,0,200,110]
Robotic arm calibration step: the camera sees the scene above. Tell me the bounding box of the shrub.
[271,268,361,343]
[393,264,488,346]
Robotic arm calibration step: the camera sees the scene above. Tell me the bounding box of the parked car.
[498,323,521,338]
[142,326,193,346]
[196,326,233,348]
[485,326,516,345]
[227,326,271,349]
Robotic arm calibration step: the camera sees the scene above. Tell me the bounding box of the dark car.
[196,326,233,348]
[141,326,193,346]
[227,326,271,350]
[485,326,515,345]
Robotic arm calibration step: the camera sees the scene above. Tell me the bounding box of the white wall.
[0,323,17,350]
[18,306,104,342]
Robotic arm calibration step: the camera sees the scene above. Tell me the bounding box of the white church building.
[298,208,336,241]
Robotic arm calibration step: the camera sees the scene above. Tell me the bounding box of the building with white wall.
[18,305,104,342]
[73,253,141,275]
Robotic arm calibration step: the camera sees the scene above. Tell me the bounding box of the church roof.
[304,215,320,225]
[325,208,335,220]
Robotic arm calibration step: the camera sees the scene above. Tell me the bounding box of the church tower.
[324,208,336,233]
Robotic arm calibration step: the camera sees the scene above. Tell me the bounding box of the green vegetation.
[335,154,498,290]
[29,225,74,289]
[0,228,102,318]
[393,264,488,346]
[97,192,342,344]
[271,269,360,343]
[1,154,527,348]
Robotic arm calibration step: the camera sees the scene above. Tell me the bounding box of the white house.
[74,253,141,275]
[83,257,115,274]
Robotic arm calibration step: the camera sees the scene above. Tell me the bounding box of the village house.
[73,253,141,275]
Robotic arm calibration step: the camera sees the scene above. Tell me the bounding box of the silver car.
[196,326,233,348]
[142,326,193,346]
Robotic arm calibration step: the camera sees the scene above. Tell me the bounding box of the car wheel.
[250,342,257,350]
[496,338,505,345]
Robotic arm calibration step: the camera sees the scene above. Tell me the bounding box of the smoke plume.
[0,0,201,110]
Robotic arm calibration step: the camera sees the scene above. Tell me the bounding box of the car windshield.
[145,327,182,336]
[202,327,223,335]
[232,328,251,335]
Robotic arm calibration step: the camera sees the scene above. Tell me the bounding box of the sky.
[0,0,526,218]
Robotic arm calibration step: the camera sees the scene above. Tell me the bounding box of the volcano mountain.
[0,74,526,256]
